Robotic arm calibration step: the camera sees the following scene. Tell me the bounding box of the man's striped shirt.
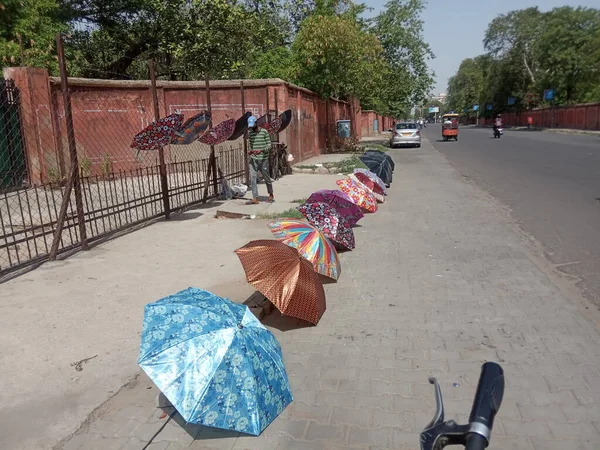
[248,128,271,161]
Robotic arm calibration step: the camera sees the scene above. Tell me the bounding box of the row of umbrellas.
[131,109,293,152]
[137,148,395,437]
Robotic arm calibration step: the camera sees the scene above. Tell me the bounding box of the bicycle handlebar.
[420,362,505,450]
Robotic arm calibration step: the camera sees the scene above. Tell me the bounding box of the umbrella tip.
[237,323,244,329]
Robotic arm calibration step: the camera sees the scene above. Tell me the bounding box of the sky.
[364,0,599,95]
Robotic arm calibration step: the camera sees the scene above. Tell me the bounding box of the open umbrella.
[268,219,341,280]
[359,152,393,187]
[228,112,251,141]
[171,111,211,145]
[336,177,378,213]
[306,189,363,227]
[349,170,385,203]
[353,168,386,196]
[131,113,184,152]
[365,149,395,171]
[266,117,282,134]
[198,118,236,145]
[278,109,292,133]
[235,240,326,325]
[297,202,355,251]
[138,287,293,436]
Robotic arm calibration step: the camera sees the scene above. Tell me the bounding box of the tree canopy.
[1,0,435,117]
[448,6,600,114]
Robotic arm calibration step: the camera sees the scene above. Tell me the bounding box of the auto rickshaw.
[441,114,459,141]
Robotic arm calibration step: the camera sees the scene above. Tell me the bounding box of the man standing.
[246,115,274,204]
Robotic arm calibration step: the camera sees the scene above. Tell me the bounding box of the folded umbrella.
[336,177,378,213]
[297,202,355,251]
[138,287,293,435]
[171,111,211,145]
[306,189,363,227]
[131,113,184,152]
[235,240,326,325]
[198,118,236,145]
[228,112,251,141]
[268,219,341,280]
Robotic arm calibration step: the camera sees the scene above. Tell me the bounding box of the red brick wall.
[498,103,600,129]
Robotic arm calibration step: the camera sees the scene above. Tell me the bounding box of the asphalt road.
[422,125,600,306]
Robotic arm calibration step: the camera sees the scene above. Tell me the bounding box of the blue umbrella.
[138,287,293,435]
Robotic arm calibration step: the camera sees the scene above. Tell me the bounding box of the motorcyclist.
[493,114,503,133]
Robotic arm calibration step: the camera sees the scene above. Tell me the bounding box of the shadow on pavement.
[262,309,314,332]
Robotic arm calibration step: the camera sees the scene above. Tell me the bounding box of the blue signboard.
[544,89,555,101]
[486,104,493,111]
[508,97,516,106]
[473,105,479,111]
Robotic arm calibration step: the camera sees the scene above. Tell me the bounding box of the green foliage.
[449,6,600,112]
[248,47,293,80]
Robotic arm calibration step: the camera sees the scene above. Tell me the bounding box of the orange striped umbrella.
[235,240,326,325]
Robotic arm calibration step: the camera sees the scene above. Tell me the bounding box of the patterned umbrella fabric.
[278,109,292,133]
[198,118,236,145]
[138,287,293,435]
[170,111,211,145]
[228,112,251,141]
[349,173,385,203]
[359,152,393,186]
[306,189,363,227]
[268,219,341,280]
[235,240,326,325]
[353,168,387,196]
[131,113,184,152]
[336,177,378,213]
[297,202,355,251]
[265,117,282,134]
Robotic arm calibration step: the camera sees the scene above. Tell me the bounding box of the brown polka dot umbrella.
[235,240,326,325]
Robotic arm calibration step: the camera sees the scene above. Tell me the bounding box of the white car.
[389,122,421,148]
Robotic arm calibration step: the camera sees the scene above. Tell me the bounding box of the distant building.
[433,93,447,103]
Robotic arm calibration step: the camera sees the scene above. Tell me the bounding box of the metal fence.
[0,37,250,279]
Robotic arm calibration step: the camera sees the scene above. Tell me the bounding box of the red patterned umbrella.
[306,190,363,226]
[198,119,236,145]
[131,113,184,152]
[297,202,355,251]
[336,177,378,213]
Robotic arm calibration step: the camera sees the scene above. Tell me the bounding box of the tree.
[291,14,386,101]
[370,0,434,116]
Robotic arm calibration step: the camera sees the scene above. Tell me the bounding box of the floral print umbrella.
[297,202,355,251]
[353,168,386,196]
[336,177,378,213]
[170,111,211,145]
[198,118,236,145]
[306,189,363,227]
[268,219,341,280]
[131,113,184,152]
[138,287,293,435]
[349,173,385,203]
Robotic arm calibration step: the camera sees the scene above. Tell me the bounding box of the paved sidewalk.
[57,138,600,449]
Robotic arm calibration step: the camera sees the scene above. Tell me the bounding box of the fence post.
[50,33,88,258]
[205,76,218,196]
[148,60,170,219]
[240,80,249,185]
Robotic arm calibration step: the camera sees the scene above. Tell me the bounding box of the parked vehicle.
[390,122,421,148]
[421,362,505,450]
[441,114,459,141]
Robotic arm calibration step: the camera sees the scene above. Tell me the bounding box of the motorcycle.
[493,127,503,138]
[421,362,505,450]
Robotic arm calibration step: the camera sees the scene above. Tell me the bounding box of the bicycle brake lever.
[420,377,469,450]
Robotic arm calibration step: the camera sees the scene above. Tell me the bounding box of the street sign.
[508,97,516,106]
[544,89,555,101]
[473,105,479,111]
[428,106,439,113]
[486,104,493,111]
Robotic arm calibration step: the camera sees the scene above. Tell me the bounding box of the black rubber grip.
[465,433,488,450]
[468,362,505,433]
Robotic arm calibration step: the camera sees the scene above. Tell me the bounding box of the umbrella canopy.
[306,189,363,227]
[336,177,378,213]
[131,113,184,152]
[268,219,341,280]
[349,173,385,203]
[365,149,395,171]
[138,287,293,435]
[353,168,386,196]
[228,112,251,141]
[297,202,355,251]
[359,152,393,186]
[278,109,292,133]
[266,117,282,134]
[235,240,326,325]
[198,118,236,145]
[171,111,211,145]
